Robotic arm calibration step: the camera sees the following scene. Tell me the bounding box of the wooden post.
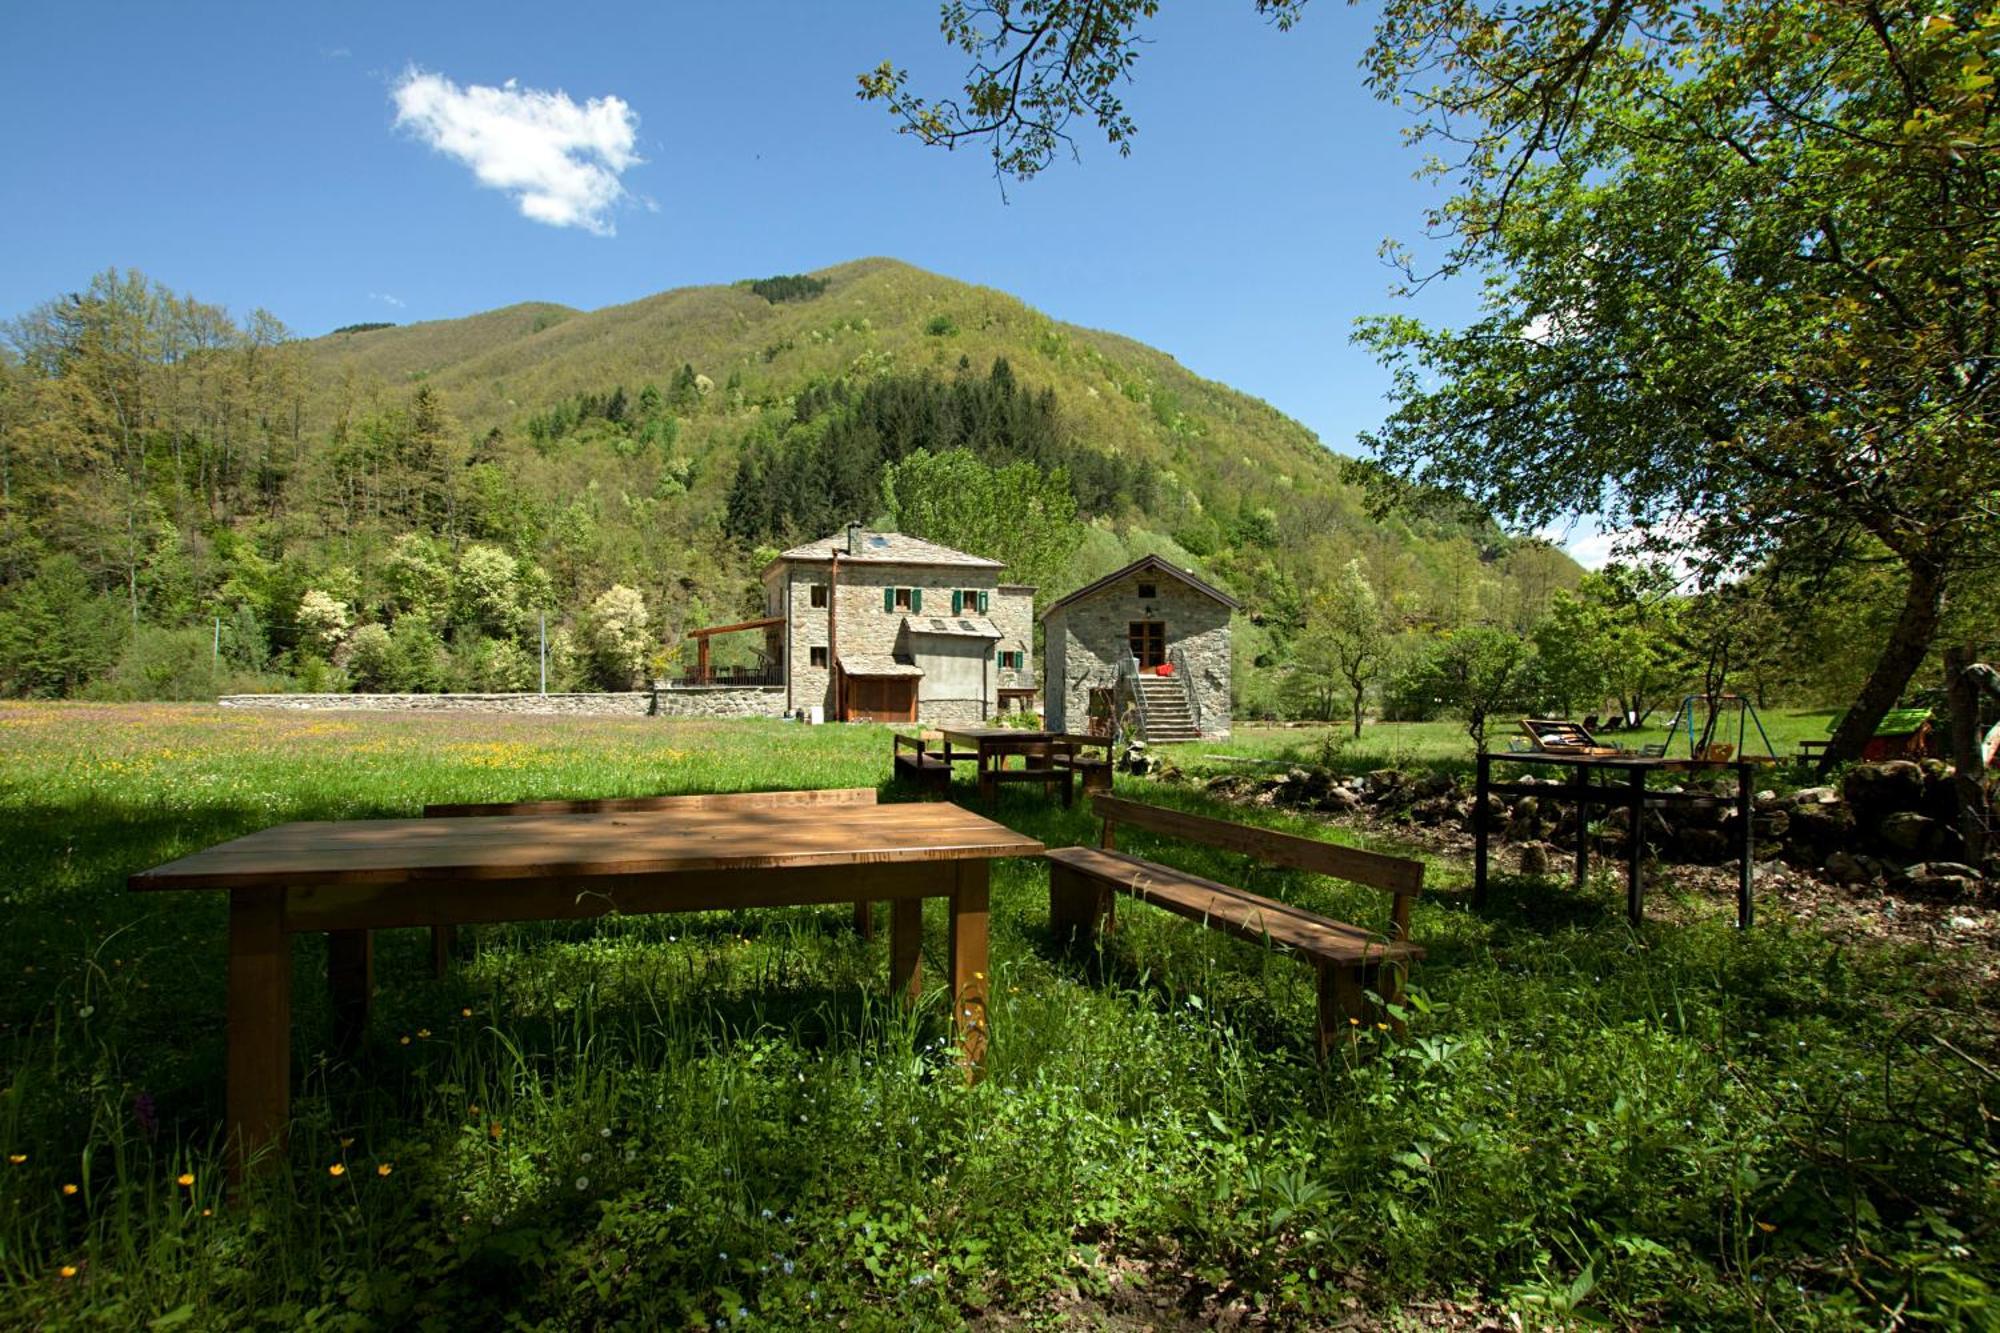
[1472,751,1491,906]
[853,900,875,940]
[1626,766,1646,928]
[1946,646,1990,867]
[948,860,990,1077]
[429,924,455,979]
[1572,763,1590,889]
[1736,762,1755,929]
[696,635,710,684]
[1315,962,1368,1060]
[889,897,922,1006]
[326,929,372,1051]
[226,890,291,1185]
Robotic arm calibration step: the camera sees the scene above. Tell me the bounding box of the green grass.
[1160,707,1840,776]
[0,704,1992,1328]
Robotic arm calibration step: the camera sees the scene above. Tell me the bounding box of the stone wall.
[1045,572,1232,738]
[651,686,788,720]
[218,692,655,716]
[992,584,1038,698]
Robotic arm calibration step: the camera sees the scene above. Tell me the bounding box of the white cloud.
[368,291,405,308]
[390,68,642,235]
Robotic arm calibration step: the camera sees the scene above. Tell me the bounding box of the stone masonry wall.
[218,692,655,716]
[218,687,788,720]
[1047,573,1232,738]
[992,584,1037,698]
[651,686,788,719]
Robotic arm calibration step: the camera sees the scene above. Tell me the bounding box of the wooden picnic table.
[937,727,1071,803]
[1472,750,1758,929]
[130,802,1043,1181]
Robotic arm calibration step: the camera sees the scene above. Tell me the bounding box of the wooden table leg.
[1627,767,1646,928]
[1471,752,1491,906]
[327,929,372,1052]
[978,746,995,802]
[1572,765,1590,888]
[890,897,922,1006]
[227,889,291,1185]
[430,925,456,978]
[1736,762,1755,929]
[948,861,990,1077]
[853,900,876,940]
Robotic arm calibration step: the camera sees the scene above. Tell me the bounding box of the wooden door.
[845,677,917,723]
[1128,621,1165,669]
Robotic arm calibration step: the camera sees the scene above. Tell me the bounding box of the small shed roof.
[1039,554,1242,623]
[769,530,1002,571]
[839,653,923,678]
[902,615,1001,640]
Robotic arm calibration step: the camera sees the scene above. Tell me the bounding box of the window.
[809,646,828,668]
[807,583,827,609]
[997,650,1025,671]
[1137,582,1157,599]
[884,586,919,612]
[953,588,990,615]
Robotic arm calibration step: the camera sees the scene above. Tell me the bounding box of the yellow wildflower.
[61,1183,78,1196]
[377,1162,393,1177]
[176,1172,194,1187]
[7,1154,24,1165]
[59,1265,77,1279]
[328,1163,346,1178]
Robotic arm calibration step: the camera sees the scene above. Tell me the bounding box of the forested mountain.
[0,258,1578,705]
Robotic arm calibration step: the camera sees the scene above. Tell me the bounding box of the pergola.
[682,616,783,684]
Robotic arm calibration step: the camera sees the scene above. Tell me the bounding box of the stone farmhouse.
[758,527,1035,725]
[1041,554,1240,742]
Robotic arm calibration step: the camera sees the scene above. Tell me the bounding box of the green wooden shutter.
[951,590,963,615]
[911,587,923,613]
[883,586,894,612]
[978,591,989,614]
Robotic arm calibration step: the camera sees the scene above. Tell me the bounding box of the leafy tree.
[382,534,451,622]
[874,1,2000,769]
[881,448,1082,595]
[1530,590,1615,719]
[452,544,525,639]
[344,623,396,692]
[0,554,128,695]
[583,585,651,690]
[1408,626,1535,753]
[1294,560,1389,737]
[295,589,351,656]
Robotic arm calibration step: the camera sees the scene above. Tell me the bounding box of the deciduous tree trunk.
[1818,561,1943,774]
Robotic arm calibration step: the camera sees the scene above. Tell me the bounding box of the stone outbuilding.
[760,527,1036,725]
[1040,554,1239,741]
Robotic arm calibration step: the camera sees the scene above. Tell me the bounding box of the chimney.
[846,521,861,556]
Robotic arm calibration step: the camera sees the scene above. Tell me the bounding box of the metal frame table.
[130,802,1043,1181]
[1472,751,1758,929]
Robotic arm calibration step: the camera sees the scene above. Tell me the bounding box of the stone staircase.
[1133,673,1201,743]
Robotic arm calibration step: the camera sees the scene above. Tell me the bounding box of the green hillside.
[0,259,1575,703]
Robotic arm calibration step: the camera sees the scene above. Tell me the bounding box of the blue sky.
[0,4,1602,560]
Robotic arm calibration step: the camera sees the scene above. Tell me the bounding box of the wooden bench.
[1050,733,1114,793]
[421,788,885,975]
[979,736,1074,806]
[1047,795,1425,1055]
[891,733,952,794]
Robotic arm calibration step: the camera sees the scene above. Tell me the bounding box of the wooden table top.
[130,802,1045,892]
[939,727,1055,745]
[1488,750,1754,771]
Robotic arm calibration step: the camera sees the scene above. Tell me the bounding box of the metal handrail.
[1168,646,1201,735]
[1117,655,1150,743]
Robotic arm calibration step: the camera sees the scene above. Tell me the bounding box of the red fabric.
[1153,663,1173,676]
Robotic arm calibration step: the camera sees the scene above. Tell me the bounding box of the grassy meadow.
[0,704,1993,1328]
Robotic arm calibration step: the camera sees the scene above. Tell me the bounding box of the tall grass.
[0,703,1990,1327]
